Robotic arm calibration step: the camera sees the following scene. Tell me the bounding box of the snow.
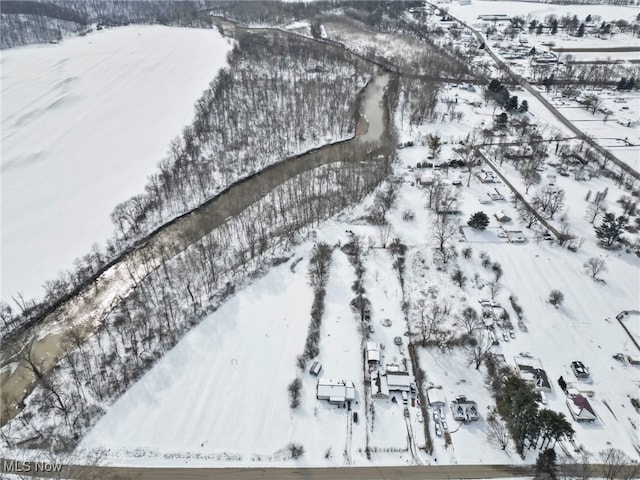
[446,1,640,24]
[80,256,314,464]
[1,25,232,304]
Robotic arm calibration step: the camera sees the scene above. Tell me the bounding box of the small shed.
[366,342,381,365]
[310,361,322,377]
[427,388,446,407]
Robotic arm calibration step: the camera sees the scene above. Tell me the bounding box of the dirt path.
[0,65,391,426]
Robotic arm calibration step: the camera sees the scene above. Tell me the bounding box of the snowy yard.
[1,25,231,304]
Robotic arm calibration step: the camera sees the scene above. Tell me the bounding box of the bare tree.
[586,197,607,224]
[549,289,565,307]
[458,306,481,334]
[533,186,566,219]
[558,451,594,480]
[599,448,639,480]
[370,180,400,225]
[488,280,502,300]
[518,203,539,228]
[418,302,446,345]
[583,257,607,280]
[486,408,510,450]
[451,268,467,288]
[432,219,460,254]
[20,339,45,381]
[467,330,494,369]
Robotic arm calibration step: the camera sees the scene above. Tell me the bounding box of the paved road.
[0,460,533,479]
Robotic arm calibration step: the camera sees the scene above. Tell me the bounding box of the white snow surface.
[446,1,640,23]
[1,25,231,303]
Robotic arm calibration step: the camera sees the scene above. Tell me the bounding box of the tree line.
[1,1,212,48]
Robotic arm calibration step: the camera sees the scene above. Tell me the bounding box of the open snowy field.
[446,0,640,24]
[1,25,231,304]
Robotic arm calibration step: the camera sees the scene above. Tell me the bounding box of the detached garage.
[427,388,446,407]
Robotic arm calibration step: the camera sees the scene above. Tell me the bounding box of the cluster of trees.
[297,243,333,370]
[1,1,211,48]
[398,78,441,127]
[1,141,392,449]
[110,31,372,246]
[485,79,527,113]
[344,236,373,340]
[495,374,574,456]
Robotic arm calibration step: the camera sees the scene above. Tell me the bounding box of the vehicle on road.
[404,408,409,417]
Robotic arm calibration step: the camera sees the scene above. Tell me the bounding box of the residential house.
[515,356,551,392]
[566,393,597,422]
[317,378,356,404]
[451,396,479,422]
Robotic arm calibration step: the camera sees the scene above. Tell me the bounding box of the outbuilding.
[427,388,446,407]
[317,378,356,404]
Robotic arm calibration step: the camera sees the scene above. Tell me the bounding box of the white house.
[566,394,596,422]
[451,396,479,422]
[427,388,446,407]
[317,378,356,404]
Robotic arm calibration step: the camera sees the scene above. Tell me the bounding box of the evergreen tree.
[595,213,628,248]
[506,95,519,111]
[535,448,558,480]
[577,23,585,37]
[497,375,540,454]
[536,23,544,35]
[488,79,501,92]
[468,211,490,230]
[617,77,628,90]
[550,19,558,35]
[519,100,529,113]
[495,112,509,129]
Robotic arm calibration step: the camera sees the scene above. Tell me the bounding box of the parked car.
[404,408,410,418]
[353,412,358,423]
[416,413,423,423]
[435,425,443,437]
[441,420,448,431]
[394,336,403,345]
[502,331,509,342]
[433,411,440,421]
[509,329,515,339]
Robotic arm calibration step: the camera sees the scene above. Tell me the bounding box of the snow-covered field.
[446,0,640,24]
[1,25,231,304]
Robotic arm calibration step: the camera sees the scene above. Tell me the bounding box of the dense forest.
[0,0,211,48]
